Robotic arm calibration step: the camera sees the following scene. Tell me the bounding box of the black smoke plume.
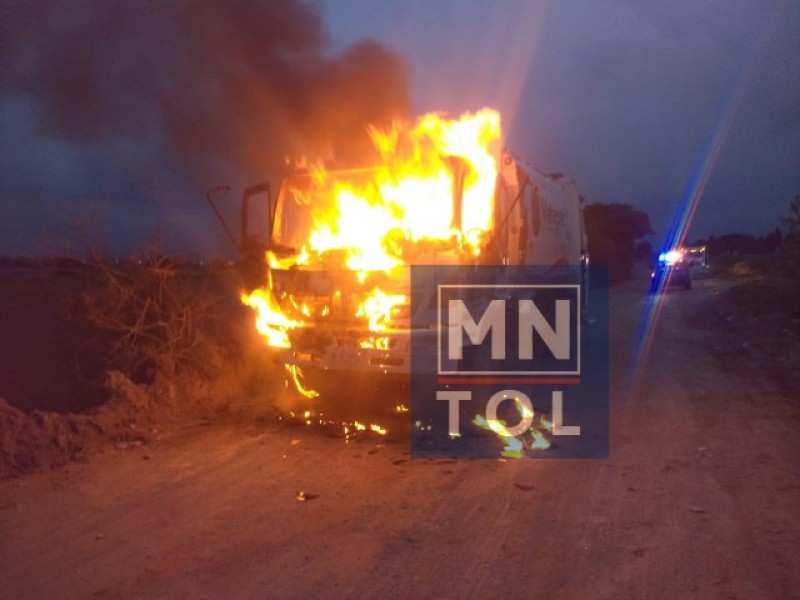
[1,0,412,187]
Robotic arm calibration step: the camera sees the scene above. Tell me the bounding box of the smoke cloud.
[1,0,412,187]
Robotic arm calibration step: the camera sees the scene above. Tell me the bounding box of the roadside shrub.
[77,243,228,383]
[730,261,754,278]
[711,255,773,279]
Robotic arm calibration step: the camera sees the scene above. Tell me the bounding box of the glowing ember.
[530,429,551,450]
[472,398,552,458]
[279,407,388,440]
[473,414,524,458]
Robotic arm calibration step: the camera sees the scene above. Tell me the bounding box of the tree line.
[584,194,799,283]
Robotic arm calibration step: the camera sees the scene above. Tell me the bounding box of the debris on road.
[114,434,146,450]
[513,483,537,492]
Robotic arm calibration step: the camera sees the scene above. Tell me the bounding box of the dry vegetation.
[75,243,230,382]
[0,249,281,480]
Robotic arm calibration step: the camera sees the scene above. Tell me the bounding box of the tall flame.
[244,108,502,344]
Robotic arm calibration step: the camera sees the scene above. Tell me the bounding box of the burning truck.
[209,109,588,410]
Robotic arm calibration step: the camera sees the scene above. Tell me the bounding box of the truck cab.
[238,153,589,402]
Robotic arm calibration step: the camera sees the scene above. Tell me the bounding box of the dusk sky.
[2,0,798,257]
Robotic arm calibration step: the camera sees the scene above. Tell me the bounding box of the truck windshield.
[271,168,383,253]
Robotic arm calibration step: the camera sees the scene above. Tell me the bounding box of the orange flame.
[244,108,502,345]
[356,288,408,332]
[241,289,302,348]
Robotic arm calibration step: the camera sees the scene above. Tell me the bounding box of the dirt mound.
[0,371,206,480]
[0,343,288,480]
[0,397,88,479]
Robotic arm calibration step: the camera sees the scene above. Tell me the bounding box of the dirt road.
[1,276,798,599]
